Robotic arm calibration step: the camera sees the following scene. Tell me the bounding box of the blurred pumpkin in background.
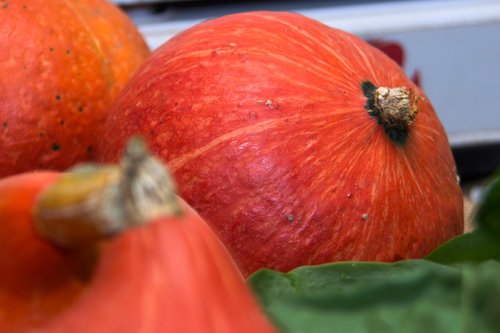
[0,0,150,177]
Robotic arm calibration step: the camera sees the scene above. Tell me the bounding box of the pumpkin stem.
[34,137,181,248]
[362,80,421,145]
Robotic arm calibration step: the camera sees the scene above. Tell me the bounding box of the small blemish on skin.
[228,43,237,47]
[49,47,55,52]
[3,2,9,9]
[347,193,352,198]
[2,122,7,128]
[78,106,84,113]
[52,143,60,151]
[87,145,93,153]
[287,215,294,222]
[55,95,61,101]
[59,119,65,125]
[265,99,273,108]
[361,213,368,221]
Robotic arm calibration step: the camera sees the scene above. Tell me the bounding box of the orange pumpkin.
[96,11,463,276]
[0,0,150,177]
[0,140,275,333]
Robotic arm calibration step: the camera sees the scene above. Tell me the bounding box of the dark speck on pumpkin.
[52,143,61,151]
[55,95,61,100]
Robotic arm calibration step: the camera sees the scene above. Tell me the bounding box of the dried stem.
[362,80,421,145]
[34,138,181,248]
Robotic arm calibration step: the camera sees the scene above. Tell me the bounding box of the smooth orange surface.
[0,172,276,332]
[0,172,85,331]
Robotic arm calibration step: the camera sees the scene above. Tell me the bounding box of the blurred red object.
[369,40,421,86]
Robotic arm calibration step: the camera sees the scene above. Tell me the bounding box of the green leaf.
[249,174,500,332]
[249,260,500,333]
[425,228,500,264]
[476,172,500,234]
[425,172,500,265]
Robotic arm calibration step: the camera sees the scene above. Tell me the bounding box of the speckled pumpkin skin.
[96,12,464,276]
[0,0,149,177]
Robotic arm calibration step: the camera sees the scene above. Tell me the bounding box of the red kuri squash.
[0,0,150,177]
[96,11,464,276]
[0,139,275,333]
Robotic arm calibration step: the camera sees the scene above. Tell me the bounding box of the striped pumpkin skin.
[97,12,463,276]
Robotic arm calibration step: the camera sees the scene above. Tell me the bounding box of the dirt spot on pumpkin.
[265,99,279,110]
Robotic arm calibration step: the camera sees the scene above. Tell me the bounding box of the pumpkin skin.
[96,12,464,276]
[0,171,275,332]
[0,0,150,177]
